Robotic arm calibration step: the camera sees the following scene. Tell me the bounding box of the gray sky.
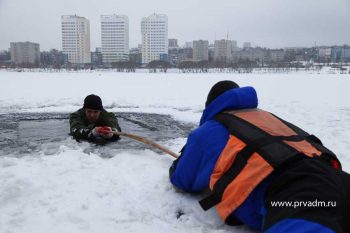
[1,0,349,51]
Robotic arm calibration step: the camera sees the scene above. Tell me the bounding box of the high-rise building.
[168,47,179,67]
[208,44,215,62]
[101,14,129,63]
[91,48,104,67]
[318,47,332,62]
[168,39,178,48]
[10,41,40,66]
[177,47,193,65]
[193,40,209,61]
[184,42,193,48]
[129,47,142,65]
[269,49,285,63]
[214,39,233,63]
[243,42,252,49]
[342,47,350,62]
[0,50,11,66]
[232,40,238,48]
[61,15,91,64]
[141,14,168,64]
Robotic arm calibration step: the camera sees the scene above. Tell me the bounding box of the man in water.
[70,94,121,144]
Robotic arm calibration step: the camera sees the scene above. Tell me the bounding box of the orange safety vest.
[199,109,342,222]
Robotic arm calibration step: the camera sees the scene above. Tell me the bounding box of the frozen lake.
[0,112,194,157]
[0,71,349,233]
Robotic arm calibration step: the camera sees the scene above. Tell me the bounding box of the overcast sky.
[0,0,349,51]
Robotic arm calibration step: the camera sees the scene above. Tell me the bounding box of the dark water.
[0,112,195,157]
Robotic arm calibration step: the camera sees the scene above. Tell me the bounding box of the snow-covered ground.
[0,70,349,233]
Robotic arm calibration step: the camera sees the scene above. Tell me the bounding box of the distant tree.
[160,61,171,73]
[17,62,40,69]
[197,60,210,73]
[147,60,170,73]
[236,58,256,73]
[178,61,196,73]
[111,61,137,72]
[126,61,137,72]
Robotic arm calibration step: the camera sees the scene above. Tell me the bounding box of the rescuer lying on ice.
[169,80,350,233]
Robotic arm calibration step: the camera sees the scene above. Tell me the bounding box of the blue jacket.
[170,86,271,230]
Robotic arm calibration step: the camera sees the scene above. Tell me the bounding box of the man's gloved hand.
[98,126,114,139]
[90,126,114,139]
[90,126,103,138]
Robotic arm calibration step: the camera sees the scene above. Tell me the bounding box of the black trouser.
[263,158,350,233]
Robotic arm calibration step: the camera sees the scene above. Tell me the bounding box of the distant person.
[70,94,121,144]
[169,80,350,233]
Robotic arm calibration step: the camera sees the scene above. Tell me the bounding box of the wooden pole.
[112,131,179,159]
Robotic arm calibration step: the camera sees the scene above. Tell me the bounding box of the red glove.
[97,126,112,134]
[98,126,113,139]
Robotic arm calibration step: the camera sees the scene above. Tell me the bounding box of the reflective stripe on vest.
[199,109,341,222]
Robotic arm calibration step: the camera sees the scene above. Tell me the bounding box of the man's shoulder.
[100,110,116,118]
[191,120,228,141]
[70,108,85,117]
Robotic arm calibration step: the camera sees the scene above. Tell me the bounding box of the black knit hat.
[205,80,240,107]
[83,94,103,110]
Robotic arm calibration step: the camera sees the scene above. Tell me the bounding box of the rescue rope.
[112,131,179,159]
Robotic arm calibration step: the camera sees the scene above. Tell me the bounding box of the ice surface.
[0,70,349,233]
